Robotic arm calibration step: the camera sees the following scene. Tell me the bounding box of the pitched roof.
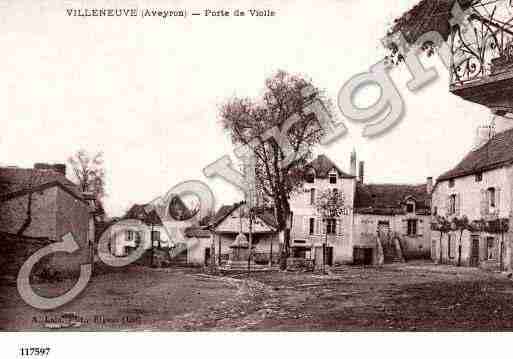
[124,204,163,226]
[184,227,212,238]
[209,202,278,230]
[124,196,195,225]
[306,154,354,179]
[210,202,243,227]
[388,0,473,45]
[0,166,84,202]
[438,128,513,182]
[354,183,430,215]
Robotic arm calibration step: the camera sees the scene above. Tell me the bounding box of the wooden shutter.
[321,219,326,235]
[337,219,342,235]
[480,189,487,216]
[402,219,408,235]
[496,187,501,214]
[445,195,451,215]
[455,194,461,216]
[417,219,423,236]
[303,217,308,235]
[316,219,321,235]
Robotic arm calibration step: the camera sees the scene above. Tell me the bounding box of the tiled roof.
[184,227,212,238]
[124,204,163,226]
[210,203,243,227]
[306,154,354,179]
[389,0,472,45]
[354,183,430,215]
[0,167,84,202]
[210,202,278,230]
[124,196,194,226]
[438,128,513,182]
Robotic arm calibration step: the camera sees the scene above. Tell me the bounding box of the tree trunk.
[457,230,463,267]
[439,232,443,264]
[277,196,291,270]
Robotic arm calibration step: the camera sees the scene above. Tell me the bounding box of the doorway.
[470,235,479,267]
[325,246,333,266]
[204,248,211,266]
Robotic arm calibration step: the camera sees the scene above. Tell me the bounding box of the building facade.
[431,125,513,270]
[0,164,95,275]
[211,153,432,267]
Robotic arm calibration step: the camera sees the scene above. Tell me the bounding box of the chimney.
[52,164,66,176]
[491,110,513,135]
[473,125,493,151]
[426,177,433,194]
[350,149,357,177]
[358,161,364,183]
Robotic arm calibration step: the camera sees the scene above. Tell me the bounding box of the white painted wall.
[289,170,356,264]
[432,165,513,221]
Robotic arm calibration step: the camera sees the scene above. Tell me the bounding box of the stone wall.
[0,187,58,240]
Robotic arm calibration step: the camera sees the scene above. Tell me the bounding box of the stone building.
[0,164,95,275]
[210,153,432,267]
[209,202,279,267]
[431,123,513,270]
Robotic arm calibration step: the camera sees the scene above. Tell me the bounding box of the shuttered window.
[407,219,417,236]
[309,218,315,235]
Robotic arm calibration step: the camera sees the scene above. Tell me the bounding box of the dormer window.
[475,173,483,182]
[406,203,414,213]
[329,173,337,184]
[405,197,415,214]
[306,169,315,183]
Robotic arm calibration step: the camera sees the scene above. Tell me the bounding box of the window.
[449,179,455,188]
[329,173,337,184]
[306,170,315,183]
[309,218,315,235]
[486,237,496,260]
[433,206,438,216]
[449,194,457,215]
[488,187,496,208]
[406,203,414,213]
[475,173,483,182]
[151,230,160,248]
[310,188,316,205]
[407,219,417,236]
[448,234,454,259]
[326,218,337,235]
[333,188,338,197]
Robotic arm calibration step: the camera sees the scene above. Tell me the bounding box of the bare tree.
[219,70,332,269]
[315,189,346,272]
[68,149,106,199]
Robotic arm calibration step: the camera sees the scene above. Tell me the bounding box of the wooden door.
[470,236,480,267]
[325,246,333,266]
[204,248,211,266]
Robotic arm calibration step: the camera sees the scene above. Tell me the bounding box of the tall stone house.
[210,153,432,266]
[431,125,513,269]
[0,163,98,275]
[390,0,513,271]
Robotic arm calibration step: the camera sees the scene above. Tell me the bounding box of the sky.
[1,0,491,217]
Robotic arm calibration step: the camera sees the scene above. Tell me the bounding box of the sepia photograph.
[2,0,513,357]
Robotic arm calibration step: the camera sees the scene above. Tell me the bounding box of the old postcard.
[2,0,513,357]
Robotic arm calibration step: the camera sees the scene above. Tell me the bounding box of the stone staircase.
[381,236,405,264]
